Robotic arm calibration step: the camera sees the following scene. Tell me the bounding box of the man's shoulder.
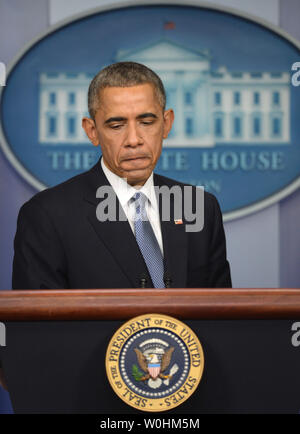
[20,162,99,214]
[154,172,184,187]
[154,172,218,205]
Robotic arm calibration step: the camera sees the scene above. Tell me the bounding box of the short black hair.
[88,61,166,119]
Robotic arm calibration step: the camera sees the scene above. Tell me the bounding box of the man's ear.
[82,117,100,147]
[163,109,175,139]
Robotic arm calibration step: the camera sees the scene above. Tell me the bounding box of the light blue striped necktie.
[133,192,165,288]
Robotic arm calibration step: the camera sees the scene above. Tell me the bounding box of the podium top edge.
[0,288,300,321]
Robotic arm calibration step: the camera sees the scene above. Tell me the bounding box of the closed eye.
[137,113,158,124]
[141,121,154,125]
[109,124,124,129]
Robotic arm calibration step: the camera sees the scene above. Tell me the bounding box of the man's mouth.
[121,156,150,163]
[122,156,148,161]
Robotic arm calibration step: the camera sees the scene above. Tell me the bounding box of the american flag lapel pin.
[174,219,183,225]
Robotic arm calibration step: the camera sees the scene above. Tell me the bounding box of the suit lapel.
[154,174,188,288]
[83,160,151,288]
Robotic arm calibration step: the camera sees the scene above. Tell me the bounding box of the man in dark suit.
[12,62,231,289]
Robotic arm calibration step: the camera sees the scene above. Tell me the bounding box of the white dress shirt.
[101,158,164,256]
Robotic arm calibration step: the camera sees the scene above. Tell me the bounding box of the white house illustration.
[39,39,290,146]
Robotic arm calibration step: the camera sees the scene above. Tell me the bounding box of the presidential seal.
[105,314,204,412]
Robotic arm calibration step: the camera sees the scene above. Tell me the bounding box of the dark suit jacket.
[12,159,231,289]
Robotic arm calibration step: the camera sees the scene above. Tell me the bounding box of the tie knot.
[133,192,148,209]
[132,192,148,220]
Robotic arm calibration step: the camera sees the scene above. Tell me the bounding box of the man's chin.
[122,168,151,186]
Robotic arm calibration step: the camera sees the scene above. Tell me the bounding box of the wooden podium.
[0,288,300,414]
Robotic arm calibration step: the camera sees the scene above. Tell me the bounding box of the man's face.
[82,83,174,186]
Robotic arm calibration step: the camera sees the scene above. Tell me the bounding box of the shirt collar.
[101,157,157,209]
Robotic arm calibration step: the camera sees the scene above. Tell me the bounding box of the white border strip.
[0,0,299,222]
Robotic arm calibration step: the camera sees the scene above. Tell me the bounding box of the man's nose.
[126,123,142,147]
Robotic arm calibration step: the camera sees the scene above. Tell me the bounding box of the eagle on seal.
[134,347,175,381]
